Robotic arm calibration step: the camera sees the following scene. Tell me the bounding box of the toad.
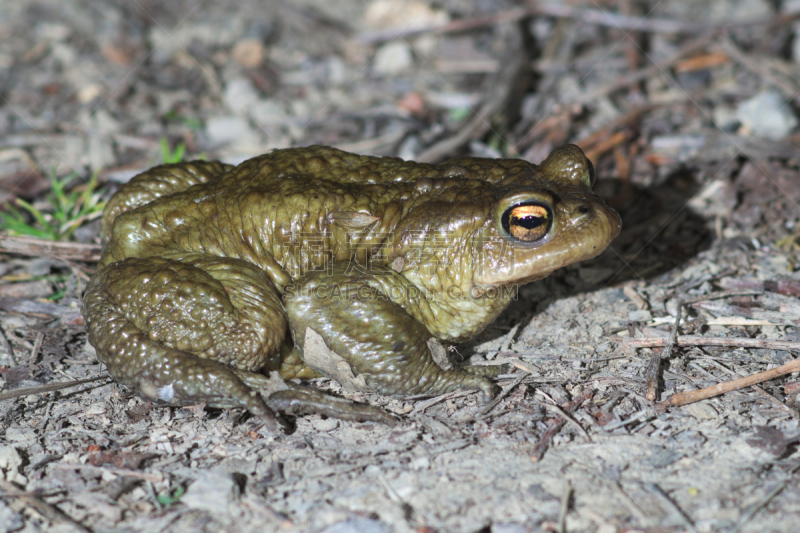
[82,145,620,430]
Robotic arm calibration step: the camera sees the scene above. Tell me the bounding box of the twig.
[705,359,796,415]
[574,104,653,151]
[674,50,730,72]
[410,389,472,414]
[30,331,44,365]
[534,400,592,443]
[609,480,651,525]
[622,284,649,310]
[583,130,629,163]
[645,304,682,401]
[680,289,763,304]
[481,372,527,415]
[333,128,408,154]
[514,18,579,149]
[530,390,591,461]
[643,349,662,402]
[558,482,572,533]
[644,483,698,533]
[0,375,109,402]
[359,6,532,43]
[662,358,800,407]
[0,233,102,262]
[243,494,294,527]
[615,336,800,352]
[719,277,800,295]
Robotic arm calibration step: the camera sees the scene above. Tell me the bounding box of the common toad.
[82,145,620,430]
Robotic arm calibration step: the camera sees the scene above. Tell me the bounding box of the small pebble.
[231,38,264,68]
[372,42,412,76]
[736,90,798,140]
[181,470,239,514]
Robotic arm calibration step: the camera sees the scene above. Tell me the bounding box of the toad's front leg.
[284,265,501,400]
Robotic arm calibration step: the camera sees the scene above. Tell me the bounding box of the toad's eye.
[586,158,596,188]
[502,203,551,242]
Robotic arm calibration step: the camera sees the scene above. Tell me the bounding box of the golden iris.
[506,204,549,241]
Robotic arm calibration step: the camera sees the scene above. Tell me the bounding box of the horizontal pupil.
[512,215,545,230]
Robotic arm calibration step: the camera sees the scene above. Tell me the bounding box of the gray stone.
[181,470,239,514]
[372,42,413,76]
[736,91,798,140]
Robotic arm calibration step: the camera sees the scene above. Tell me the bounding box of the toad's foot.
[233,370,396,425]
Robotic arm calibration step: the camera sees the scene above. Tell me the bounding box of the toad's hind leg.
[284,268,501,400]
[82,254,288,430]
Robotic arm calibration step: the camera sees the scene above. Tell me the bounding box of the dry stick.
[705,358,795,415]
[30,331,44,364]
[534,400,592,442]
[644,483,698,533]
[572,105,653,150]
[558,482,572,533]
[609,479,652,526]
[531,391,591,461]
[410,389,472,414]
[359,6,533,43]
[661,358,800,407]
[531,415,568,462]
[481,372,527,415]
[0,298,84,323]
[0,233,102,262]
[54,463,162,482]
[674,50,730,72]
[680,289,763,305]
[616,336,800,351]
[583,131,628,166]
[645,305,682,401]
[0,375,109,402]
